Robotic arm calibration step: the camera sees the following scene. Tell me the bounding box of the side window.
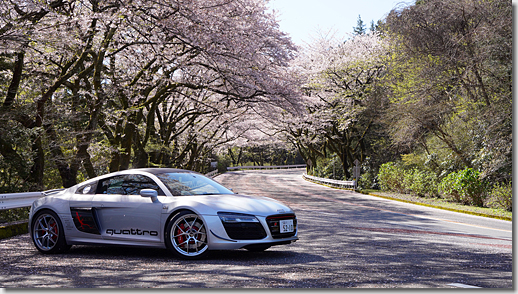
[96,174,163,195]
[75,182,97,194]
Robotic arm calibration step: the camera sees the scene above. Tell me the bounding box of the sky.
[267,0,415,46]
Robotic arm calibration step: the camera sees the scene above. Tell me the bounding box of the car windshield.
[156,172,234,196]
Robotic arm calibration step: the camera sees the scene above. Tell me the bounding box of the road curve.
[216,169,512,288]
[0,168,512,288]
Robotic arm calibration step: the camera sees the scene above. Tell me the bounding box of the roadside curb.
[0,220,29,240]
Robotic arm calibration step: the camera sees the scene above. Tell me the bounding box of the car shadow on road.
[0,232,512,288]
[62,244,325,265]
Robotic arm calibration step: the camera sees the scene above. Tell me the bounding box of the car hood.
[173,194,294,216]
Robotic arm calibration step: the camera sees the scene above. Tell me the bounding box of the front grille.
[266,214,297,239]
[222,222,267,240]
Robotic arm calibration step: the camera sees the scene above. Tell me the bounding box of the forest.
[0,0,512,212]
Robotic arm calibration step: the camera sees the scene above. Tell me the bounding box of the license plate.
[280,219,294,233]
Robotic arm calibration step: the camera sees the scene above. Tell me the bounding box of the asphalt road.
[0,169,512,288]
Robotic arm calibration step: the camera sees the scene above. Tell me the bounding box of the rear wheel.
[31,210,70,254]
[165,211,209,259]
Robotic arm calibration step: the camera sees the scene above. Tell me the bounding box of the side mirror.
[140,189,159,203]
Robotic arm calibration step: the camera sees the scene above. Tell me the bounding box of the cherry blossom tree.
[0,0,300,188]
[283,32,388,178]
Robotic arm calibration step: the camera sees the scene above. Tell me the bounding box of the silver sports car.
[28,168,298,259]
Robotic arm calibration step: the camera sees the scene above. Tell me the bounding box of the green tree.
[353,15,366,35]
[382,0,512,182]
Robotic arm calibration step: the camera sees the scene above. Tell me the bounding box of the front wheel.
[31,210,70,254]
[165,211,209,259]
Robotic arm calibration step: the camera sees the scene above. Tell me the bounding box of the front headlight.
[218,212,259,223]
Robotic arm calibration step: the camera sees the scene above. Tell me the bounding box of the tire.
[165,210,209,259]
[31,210,70,254]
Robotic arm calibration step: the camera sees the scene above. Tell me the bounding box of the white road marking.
[447,283,481,288]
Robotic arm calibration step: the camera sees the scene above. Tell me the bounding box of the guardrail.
[227,164,306,171]
[0,189,64,211]
[302,173,356,190]
[205,170,219,178]
[1,192,42,211]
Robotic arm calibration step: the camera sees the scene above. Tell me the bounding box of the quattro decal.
[105,228,159,236]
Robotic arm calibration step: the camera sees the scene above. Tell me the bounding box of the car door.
[92,173,164,243]
[67,181,102,238]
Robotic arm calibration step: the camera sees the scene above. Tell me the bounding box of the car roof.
[130,168,200,175]
[72,168,202,190]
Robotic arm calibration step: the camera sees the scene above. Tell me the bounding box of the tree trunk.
[119,121,135,171]
[29,136,45,190]
[45,124,78,188]
[3,52,24,110]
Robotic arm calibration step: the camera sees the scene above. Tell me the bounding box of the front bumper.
[204,215,298,250]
